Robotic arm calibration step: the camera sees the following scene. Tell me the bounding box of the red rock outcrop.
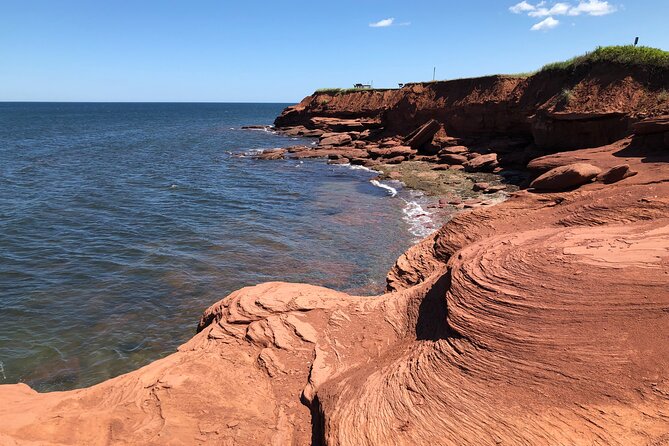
[275,65,669,152]
[529,163,601,191]
[1,134,668,445]
[3,61,669,445]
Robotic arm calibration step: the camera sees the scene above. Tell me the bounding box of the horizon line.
[0,100,296,104]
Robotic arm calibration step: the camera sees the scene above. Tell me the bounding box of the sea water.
[0,102,433,391]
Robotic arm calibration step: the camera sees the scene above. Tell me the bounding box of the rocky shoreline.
[1,61,669,445]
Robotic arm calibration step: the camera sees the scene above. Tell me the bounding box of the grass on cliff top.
[315,87,393,95]
[540,45,669,72]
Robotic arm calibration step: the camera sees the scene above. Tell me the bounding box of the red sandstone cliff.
[276,62,669,150]
[1,61,669,445]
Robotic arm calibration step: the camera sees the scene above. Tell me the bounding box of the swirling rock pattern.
[0,141,668,445]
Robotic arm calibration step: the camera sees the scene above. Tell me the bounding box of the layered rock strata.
[1,133,668,445]
[2,62,669,445]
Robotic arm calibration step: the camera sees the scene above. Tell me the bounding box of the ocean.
[0,102,432,391]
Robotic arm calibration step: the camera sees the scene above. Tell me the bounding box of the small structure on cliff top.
[354,83,372,89]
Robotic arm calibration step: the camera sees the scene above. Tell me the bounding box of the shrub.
[560,88,574,104]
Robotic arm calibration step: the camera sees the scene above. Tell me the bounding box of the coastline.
[1,60,669,444]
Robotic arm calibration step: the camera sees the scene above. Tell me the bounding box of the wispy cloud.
[568,0,617,15]
[530,16,560,30]
[369,18,394,28]
[368,17,410,28]
[509,1,536,13]
[510,0,616,31]
[528,2,571,17]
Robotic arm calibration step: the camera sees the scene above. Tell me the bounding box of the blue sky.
[1,0,667,102]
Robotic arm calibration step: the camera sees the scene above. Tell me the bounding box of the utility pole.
[432,67,436,81]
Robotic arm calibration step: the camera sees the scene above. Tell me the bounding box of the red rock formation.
[275,65,669,152]
[2,65,669,445]
[1,134,668,445]
[529,163,601,191]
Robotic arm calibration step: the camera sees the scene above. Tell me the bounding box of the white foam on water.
[349,164,371,171]
[370,179,398,197]
[401,197,435,239]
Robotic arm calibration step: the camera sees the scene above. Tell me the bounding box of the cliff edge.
[1,47,669,445]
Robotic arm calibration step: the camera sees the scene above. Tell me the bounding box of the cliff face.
[276,63,669,150]
[1,65,669,445]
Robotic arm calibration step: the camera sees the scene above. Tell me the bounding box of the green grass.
[501,72,536,78]
[314,87,396,95]
[314,46,668,94]
[540,45,669,72]
[315,87,374,95]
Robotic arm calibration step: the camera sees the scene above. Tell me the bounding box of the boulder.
[349,157,369,166]
[289,147,368,160]
[368,146,416,159]
[384,156,406,164]
[380,139,402,148]
[473,182,489,192]
[327,158,349,165]
[530,163,601,191]
[463,154,499,172]
[433,135,463,147]
[254,148,286,160]
[280,126,307,136]
[319,133,353,147]
[431,165,451,171]
[405,119,441,149]
[285,145,311,153]
[439,145,469,154]
[596,164,637,184]
[301,129,326,137]
[414,155,439,162]
[439,153,468,165]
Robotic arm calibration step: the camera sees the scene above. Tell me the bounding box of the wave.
[370,179,398,197]
[401,197,435,239]
[241,125,276,134]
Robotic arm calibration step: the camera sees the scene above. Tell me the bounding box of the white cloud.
[510,1,536,13]
[568,0,617,16]
[528,2,571,17]
[531,16,560,30]
[369,18,395,28]
[511,1,616,30]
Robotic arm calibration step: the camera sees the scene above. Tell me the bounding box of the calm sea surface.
[0,103,424,391]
